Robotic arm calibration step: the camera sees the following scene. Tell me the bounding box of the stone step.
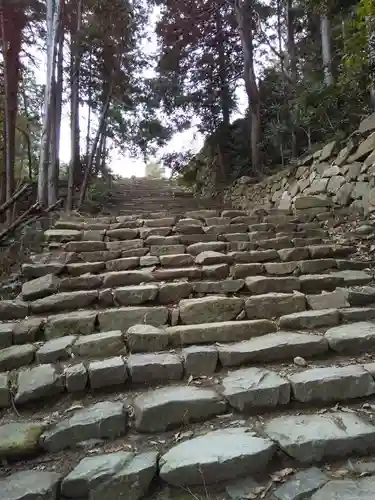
[3,322,375,407]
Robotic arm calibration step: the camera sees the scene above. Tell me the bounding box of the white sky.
[33,6,248,178]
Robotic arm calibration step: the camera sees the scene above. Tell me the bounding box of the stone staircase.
[2,179,375,499]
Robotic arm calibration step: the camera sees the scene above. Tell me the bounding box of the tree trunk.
[78,78,115,209]
[320,12,334,85]
[366,15,375,107]
[234,0,261,171]
[66,0,82,212]
[286,0,297,158]
[38,0,60,207]
[21,85,33,180]
[85,49,93,161]
[1,2,24,224]
[49,0,64,205]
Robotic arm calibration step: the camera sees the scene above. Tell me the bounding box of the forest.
[0,0,374,223]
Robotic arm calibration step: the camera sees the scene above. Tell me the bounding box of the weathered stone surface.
[65,362,88,392]
[89,357,127,389]
[114,284,158,306]
[168,320,276,346]
[105,257,139,271]
[278,247,309,262]
[66,451,152,498]
[311,477,375,500]
[133,385,226,432]
[298,258,336,274]
[307,290,350,310]
[264,412,375,463]
[231,263,265,278]
[159,427,276,486]
[195,251,230,265]
[45,229,82,242]
[343,286,375,306]
[41,401,127,452]
[98,306,168,332]
[36,336,76,363]
[179,296,244,324]
[194,279,245,294]
[0,344,36,371]
[106,228,139,240]
[30,290,98,314]
[0,372,10,408]
[66,261,105,276]
[65,240,106,252]
[0,323,14,348]
[245,276,300,294]
[201,263,229,280]
[0,300,28,320]
[294,195,331,210]
[273,467,328,500]
[102,270,153,288]
[158,282,193,304]
[59,273,103,292]
[44,310,97,338]
[21,273,59,301]
[264,261,298,275]
[150,244,185,256]
[15,364,64,404]
[187,241,227,255]
[299,274,344,293]
[106,240,143,252]
[279,309,340,329]
[140,255,159,267]
[159,253,194,267]
[12,319,43,345]
[0,422,44,460]
[325,321,375,353]
[220,367,290,411]
[0,470,61,500]
[153,266,202,281]
[245,293,306,320]
[182,345,218,375]
[289,365,375,403]
[73,330,125,358]
[218,332,328,367]
[126,324,168,352]
[331,270,372,286]
[128,352,183,383]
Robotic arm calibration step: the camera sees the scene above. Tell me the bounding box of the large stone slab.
[98,306,168,332]
[220,367,290,411]
[273,467,328,500]
[325,321,375,353]
[88,357,127,389]
[264,412,375,463]
[310,477,375,500]
[133,385,226,432]
[0,470,61,500]
[167,319,276,346]
[41,401,127,452]
[36,336,76,364]
[182,345,218,375]
[245,276,300,294]
[279,309,340,329]
[179,296,244,324]
[0,422,44,460]
[15,364,64,405]
[218,332,328,367]
[245,293,306,320]
[44,310,97,339]
[21,273,59,301]
[101,270,153,288]
[0,344,36,371]
[72,330,125,358]
[159,427,276,486]
[126,324,169,352]
[128,352,183,384]
[289,365,375,403]
[331,270,372,286]
[0,300,28,320]
[30,290,98,314]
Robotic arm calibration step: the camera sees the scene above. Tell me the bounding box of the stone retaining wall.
[225,112,375,214]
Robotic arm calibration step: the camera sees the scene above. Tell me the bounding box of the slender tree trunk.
[320,12,334,85]
[286,0,297,158]
[1,2,24,224]
[85,49,93,161]
[38,0,61,207]
[234,0,261,172]
[21,86,33,180]
[49,0,64,205]
[78,78,115,209]
[366,15,375,107]
[67,0,82,211]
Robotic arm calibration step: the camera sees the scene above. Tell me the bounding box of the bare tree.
[320,10,334,85]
